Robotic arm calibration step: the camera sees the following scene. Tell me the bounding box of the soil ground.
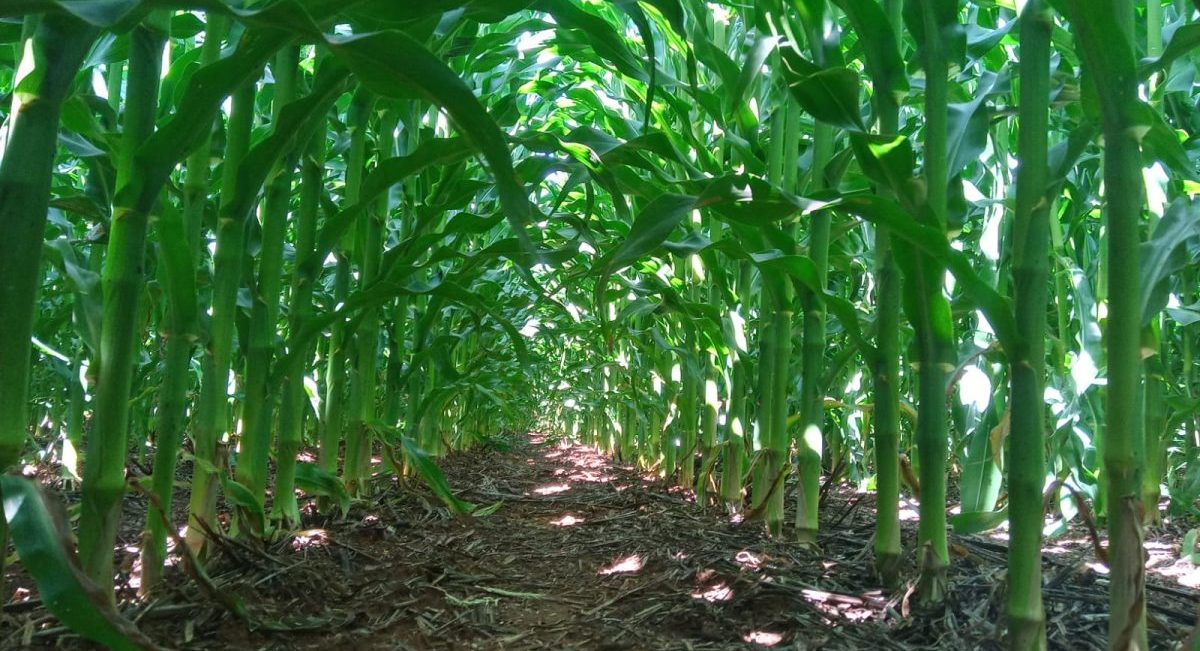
[3,432,1199,650]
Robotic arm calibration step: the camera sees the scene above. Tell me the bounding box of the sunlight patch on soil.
[691,581,734,603]
[9,587,32,607]
[550,514,583,526]
[799,588,879,623]
[981,526,1200,591]
[291,528,329,550]
[1147,540,1200,588]
[743,630,783,646]
[553,467,612,483]
[533,482,571,495]
[734,550,763,570]
[124,545,143,591]
[1042,537,1093,555]
[599,554,643,576]
[1149,558,1200,588]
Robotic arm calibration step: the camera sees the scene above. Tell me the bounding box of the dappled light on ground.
[734,550,764,570]
[1147,539,1200,588]
[691,581,734,603]
[5,432,1200,650]
[743,630,784,646]
[291,528,330,551]
[549,513,583,526]
[532,482,571,495]
[598,554,643,576]
[799,588,881,623]
[542,440,615,485]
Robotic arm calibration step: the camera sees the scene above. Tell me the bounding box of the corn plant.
[3,2,1200,650]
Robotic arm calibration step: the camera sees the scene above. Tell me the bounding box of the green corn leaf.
[1141,108,1196,180]
[949,508,1008,535]
[44,239,102,354]
[1,476,161,650]
[600,193,697,275]
[965,19,1016,60]
[1139,22,1200,78]
[848,132,915,197]
[294,463,351,516]
[537,0,650,83]
[616,297,662,323]
[778,50,865,131]
[959,404,1004,514]
[749,251,821,298]
[153,196,199,334]
[612,0,657,131]
[692,175,823,226]
[729,34,777,128]
[221,476,267,534]
[1060,0,1140,129]
[472,501,504,517]
[829,194,1019,352]
[398,435,477,514]
[662,232,713,257]
[1139,198,1200,325]
[947,69,1004,175]
[433,281,534,368]
[1183,529,1200,564]
[323,29,535,252]
[1167,301,1200,326]
[229,58,350,221]
[126,28,290,214]
[309,137,476,275]
[833,0,908,99]
[362,137,474,199]
[2,0,142,26]
[691,26,740,95]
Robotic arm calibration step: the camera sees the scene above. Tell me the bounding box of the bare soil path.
[3,433,1198,649]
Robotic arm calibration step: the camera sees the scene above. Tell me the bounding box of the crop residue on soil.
[3,433,1199,649]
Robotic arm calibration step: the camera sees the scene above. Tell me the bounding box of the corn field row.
[2,1,1200,649]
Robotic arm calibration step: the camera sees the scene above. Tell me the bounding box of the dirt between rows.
[2,432,1199,649]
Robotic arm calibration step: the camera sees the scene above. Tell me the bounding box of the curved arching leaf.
[324,29,536,253]
[1,476,161,651]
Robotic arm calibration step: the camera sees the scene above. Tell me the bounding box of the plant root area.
[4,433,1200,650]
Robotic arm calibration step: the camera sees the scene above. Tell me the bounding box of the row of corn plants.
[2,1,1200,650]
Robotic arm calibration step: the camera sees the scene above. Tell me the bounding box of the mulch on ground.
[2,432,1199,649]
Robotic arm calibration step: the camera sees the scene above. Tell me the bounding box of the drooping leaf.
[1139,198,1200,324]
[949,508,1008,535]
[779,50,865,131]
[829,194,1018,351]
[221,476,267,535]
[1,476,161,650]
[1139,21,1200,78]
[127,28,290,213]
[294,463,351,516]
[3,0,141,27]
[44,238,102,353]
[398,435,477,514]
[324,28,536,251]
[833,0,908,100]
[848,132,915,197]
